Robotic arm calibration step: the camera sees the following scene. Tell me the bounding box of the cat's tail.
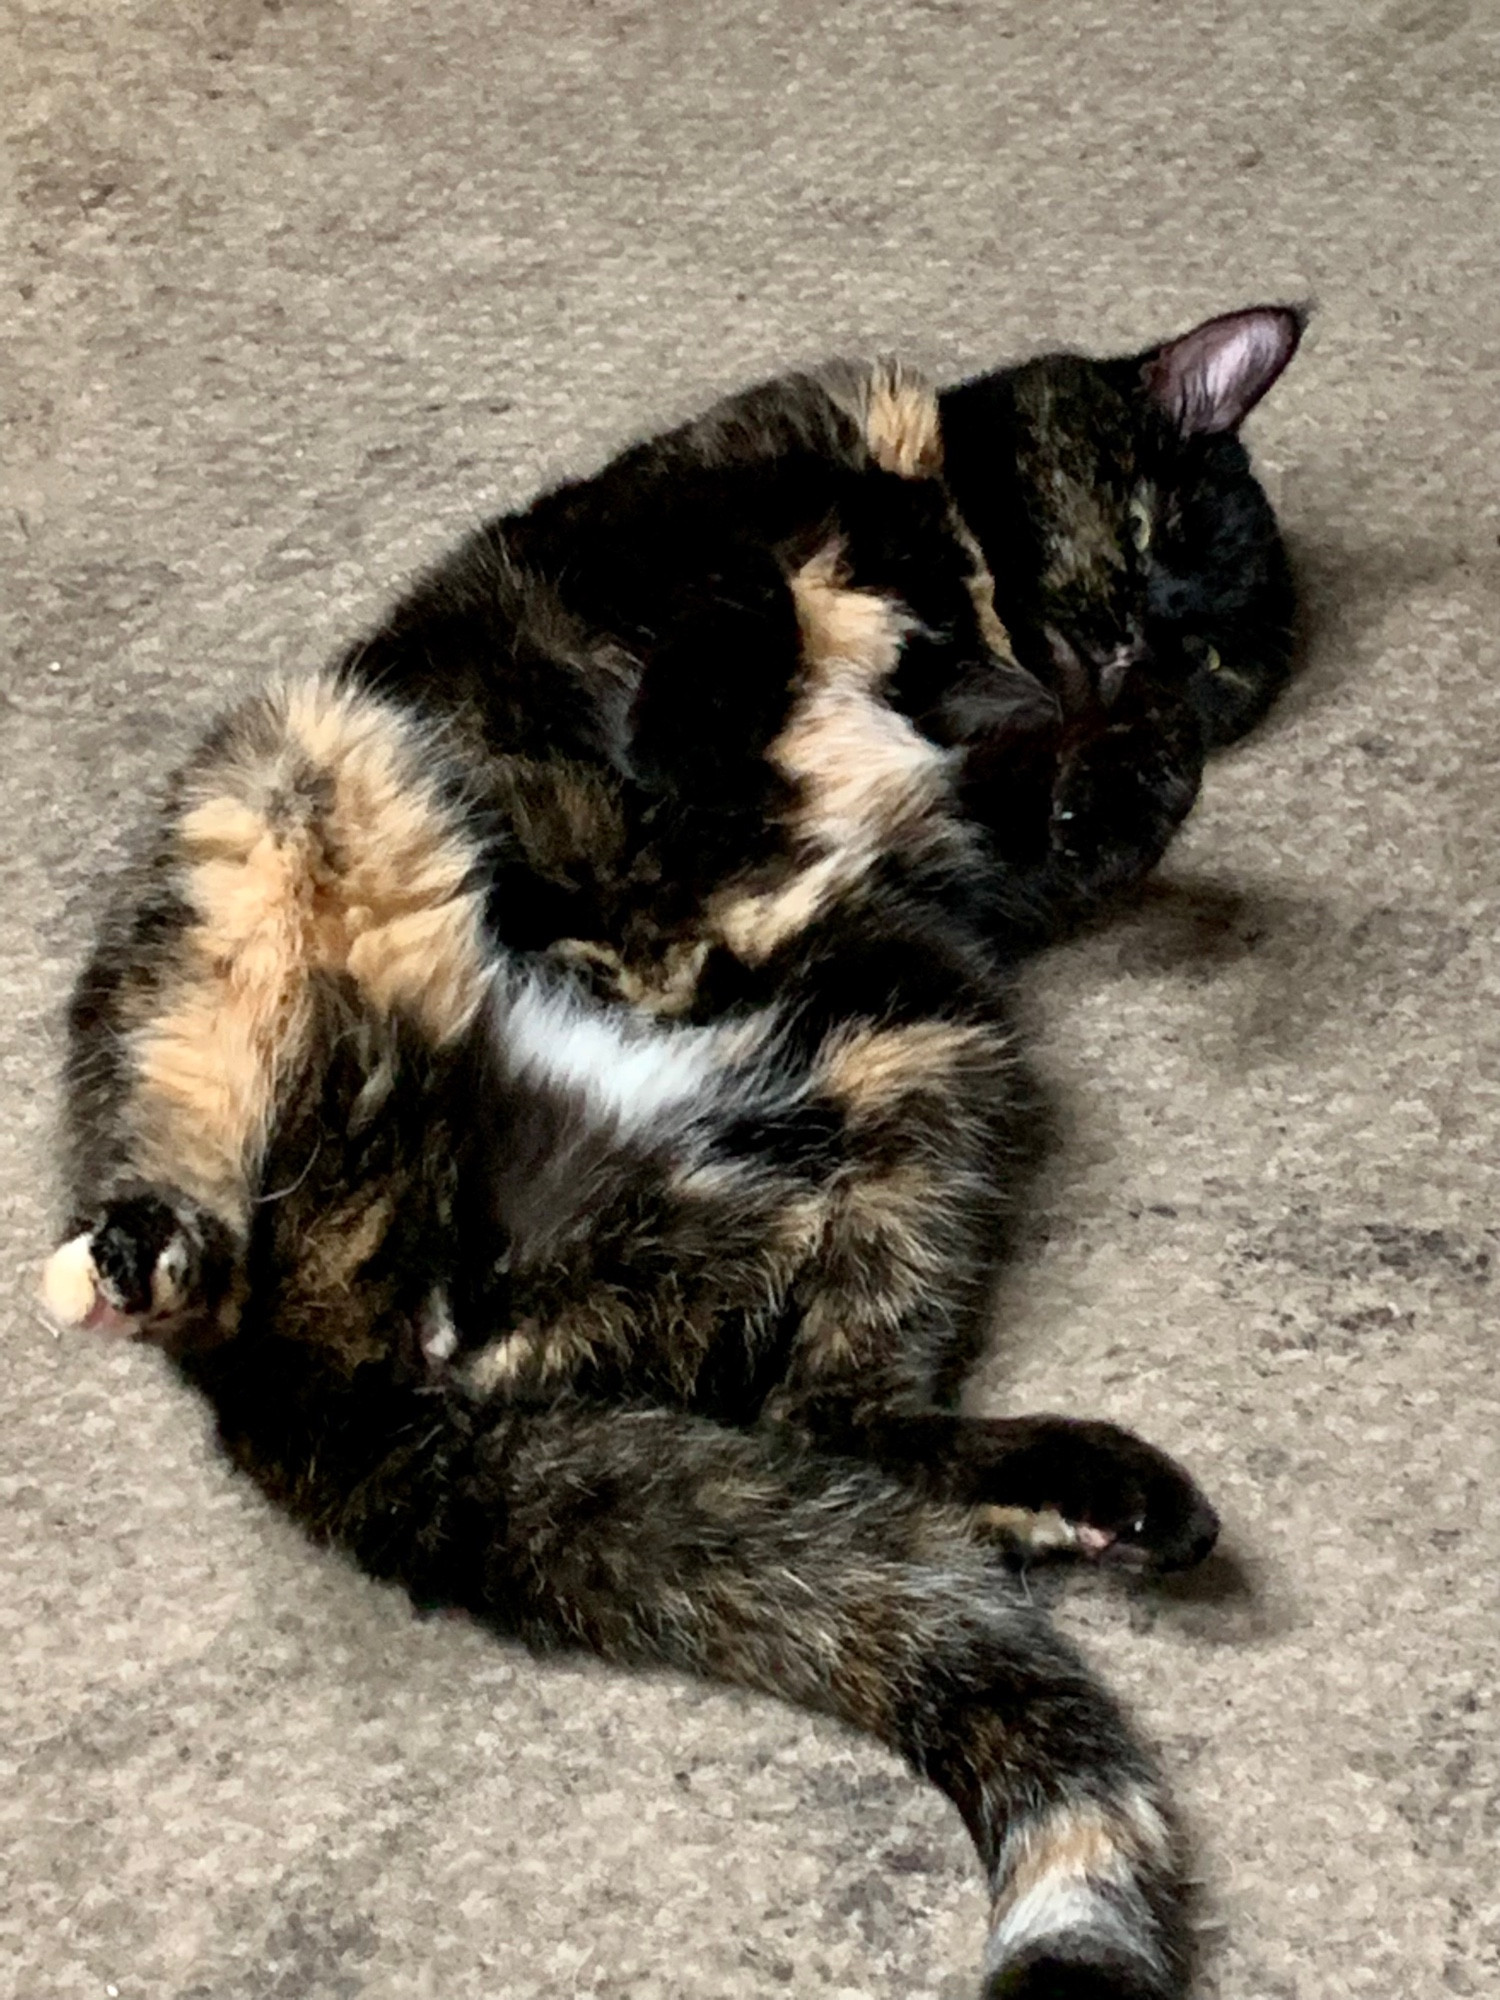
[247,1376,1191,1999]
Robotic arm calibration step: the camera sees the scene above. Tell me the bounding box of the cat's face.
[943,307,1302,745]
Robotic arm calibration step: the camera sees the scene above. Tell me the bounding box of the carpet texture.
[3,2,1497,1996]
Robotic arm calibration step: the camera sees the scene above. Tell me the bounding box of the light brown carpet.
[3,2,1497,1995]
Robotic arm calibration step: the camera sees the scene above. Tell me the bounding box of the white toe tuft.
[40,1235,101,1326]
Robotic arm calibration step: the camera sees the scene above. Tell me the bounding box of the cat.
[43,304,1301,2000]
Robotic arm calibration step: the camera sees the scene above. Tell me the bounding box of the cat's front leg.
[1047,669,1204,903]
[42,1191,236,1338]
[944,655,1202,928]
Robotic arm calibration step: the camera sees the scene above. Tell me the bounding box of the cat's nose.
[1096,639,1149,707]
[1044,626,1150,713]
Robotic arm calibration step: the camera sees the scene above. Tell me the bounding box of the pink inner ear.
[1144,307,1302,436]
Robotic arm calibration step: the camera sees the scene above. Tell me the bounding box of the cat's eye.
[1128,494,1153,553]
[1202,643,1223,675]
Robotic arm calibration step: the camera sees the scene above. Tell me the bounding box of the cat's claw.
[1074,1520,1117,1558]
[1089,1478,1219,1574]
[978,1493,1216,1574]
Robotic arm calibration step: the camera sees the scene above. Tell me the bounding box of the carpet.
[3,2,1496,1994]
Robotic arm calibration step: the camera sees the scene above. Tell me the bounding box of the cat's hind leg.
[51,674,492,1343]
[756,940,1218,1573]
[391,1401,1194,1999]
[516,1410,1195,1998]
[795,1405,1220,1575]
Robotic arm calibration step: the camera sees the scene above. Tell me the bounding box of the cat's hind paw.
[41,1194,225,1335]
[967,1417,1220,1575]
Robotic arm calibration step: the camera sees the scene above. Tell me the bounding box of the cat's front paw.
[42,1193,224,1335]
[1050,716,1201,898]
[973,1417,1219,1575]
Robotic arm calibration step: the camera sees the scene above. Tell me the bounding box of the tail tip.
[983,1947,1174,2000]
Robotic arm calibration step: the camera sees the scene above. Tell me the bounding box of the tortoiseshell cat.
[44,306,1300,2000]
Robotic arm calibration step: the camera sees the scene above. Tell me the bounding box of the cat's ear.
[1141,305,1304,436]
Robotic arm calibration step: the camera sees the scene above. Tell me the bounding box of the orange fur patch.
[791,1162,941,1377]
[821,1020,1002,1120]
[281,680,490,1042]
[969,1504,1080,1553]
[549,935,712,1019]
[713,544,947,965]
[993,1791,1172,1916]
[951,515,1018,664]
[129,677,489,1225]
[861,361,944,479]
[463,1308,612,1398]
[298,1192,397,1299]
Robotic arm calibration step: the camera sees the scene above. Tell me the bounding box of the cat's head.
[940,305,1303,746]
